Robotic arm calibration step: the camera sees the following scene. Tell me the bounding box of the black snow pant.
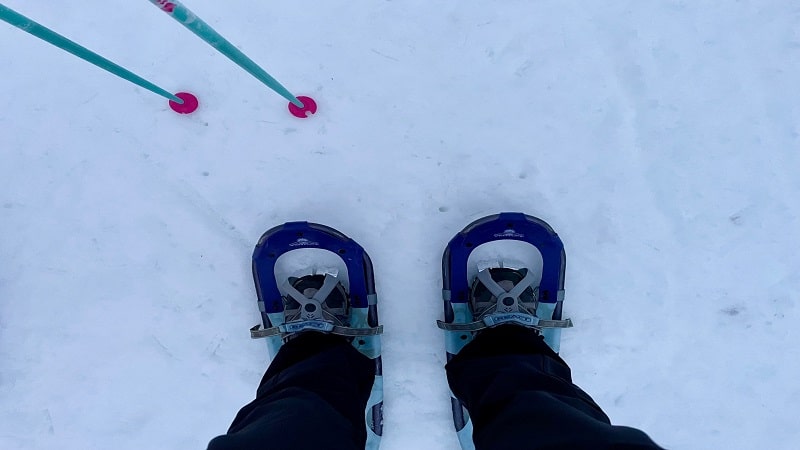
[207,326,663,450]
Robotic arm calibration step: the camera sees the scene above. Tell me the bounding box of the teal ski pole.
[146,0,316,117]
[0,3,198,114]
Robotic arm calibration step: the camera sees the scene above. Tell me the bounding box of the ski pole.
[0,3,198,114]
[146,0,316,117]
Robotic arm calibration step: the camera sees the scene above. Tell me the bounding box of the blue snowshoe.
[437,212,573,449]
[249,221,384,449]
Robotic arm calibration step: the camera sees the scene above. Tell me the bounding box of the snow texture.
[1,1,799,449]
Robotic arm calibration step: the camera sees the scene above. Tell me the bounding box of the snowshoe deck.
[440,212,571,449]
[251,221,383,448]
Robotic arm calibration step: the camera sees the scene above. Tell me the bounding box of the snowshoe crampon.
[250,221,384,448]
[438,212,573,449]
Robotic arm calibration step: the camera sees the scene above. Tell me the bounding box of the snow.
[1,1,799,448]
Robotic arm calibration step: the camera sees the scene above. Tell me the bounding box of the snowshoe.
[437,212,573,449]
[249,221,384,449]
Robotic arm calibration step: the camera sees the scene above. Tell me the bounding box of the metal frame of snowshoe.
[251,221,384,448]
[440,212,570,450]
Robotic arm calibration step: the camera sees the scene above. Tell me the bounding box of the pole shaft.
[0,4,182,103]
[148,0,302,107]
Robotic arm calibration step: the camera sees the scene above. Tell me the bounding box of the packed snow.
[1,1,798,449]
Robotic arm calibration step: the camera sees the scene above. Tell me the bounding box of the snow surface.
[2,1,799,449]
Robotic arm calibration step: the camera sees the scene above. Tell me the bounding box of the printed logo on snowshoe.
[289,238,320,247]
[497,313,532,323]
[484,313,539,328]
[284,321,334,333]
[493,229,525,238]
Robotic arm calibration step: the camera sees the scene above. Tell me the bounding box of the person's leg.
[208,332,375,450]
[446,325,663,450]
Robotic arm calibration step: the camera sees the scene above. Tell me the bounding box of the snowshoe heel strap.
[250,322,383,339]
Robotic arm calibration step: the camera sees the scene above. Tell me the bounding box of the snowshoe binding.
[249,221,384,449]
[437,212,573,450]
